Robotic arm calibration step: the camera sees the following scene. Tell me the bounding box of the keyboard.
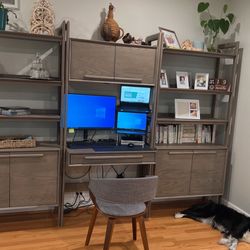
[67,141,116,149]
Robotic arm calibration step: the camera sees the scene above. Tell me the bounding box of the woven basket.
[0,136,36,149]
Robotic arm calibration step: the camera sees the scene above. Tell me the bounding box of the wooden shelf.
[163,47,236,58]
[0,30,62,42]
[0,114,60,121]
[155,144,227,150]
[159,88,231,95]
[157,117,228,125]
[0,145,60,153]
[0,77,62,86]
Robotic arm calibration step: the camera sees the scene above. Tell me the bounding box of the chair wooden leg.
[85,207,98,246]
[132,217,137,240]
[138,215,149,250]
[104,217,115,250]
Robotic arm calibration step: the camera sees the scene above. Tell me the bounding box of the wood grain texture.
[0,154,10,208]
[115,46,156,85]
[155,150,192,197]
[70,40,115,80]
[10,152,59,207]
[0,202,249,250]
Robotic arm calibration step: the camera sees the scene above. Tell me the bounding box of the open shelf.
[0,145,60,153]
[0,76,62,86]
[155,144,227,150]
[0,114,60,121]
[157,117,228,125]
[159,87,231,95]
[163,47,236,59]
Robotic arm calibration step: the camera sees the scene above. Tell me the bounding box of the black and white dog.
[175,201,250,250]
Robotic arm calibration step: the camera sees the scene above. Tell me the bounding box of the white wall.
[223,0,250,214]
[11,0,224,42]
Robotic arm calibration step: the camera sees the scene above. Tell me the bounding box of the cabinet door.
[70,40,115,80]
[10,152,59,207]
[115,46,156,85]
[155,150,192,197]
[0,154,9,208]
[190,150,227,195]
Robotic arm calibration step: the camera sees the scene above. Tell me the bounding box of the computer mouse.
[127,143,134,148]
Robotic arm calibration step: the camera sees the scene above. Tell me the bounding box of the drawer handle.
[168,152,193,155]
[115,77,142,83]
[84,74,114,81]
[84,155,144,160]
[10,153,44,158]
[193,151,217,154]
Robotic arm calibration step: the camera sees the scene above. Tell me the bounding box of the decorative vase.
[0,8,8,31]
[101,3,124,42]
[206,34,217,52]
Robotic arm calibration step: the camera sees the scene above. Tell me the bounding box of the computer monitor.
[120,86,151,104]
[66,94,116,129]
[116,111,147,133]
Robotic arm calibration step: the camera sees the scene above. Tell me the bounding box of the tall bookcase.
[149,33,242,199]
[0,22,67,223]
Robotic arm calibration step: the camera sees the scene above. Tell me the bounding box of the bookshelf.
[149,33,243,198]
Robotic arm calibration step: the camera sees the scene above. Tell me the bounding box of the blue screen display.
[120,86,151,104]
[66,94,116,129]
[117,111,147,131]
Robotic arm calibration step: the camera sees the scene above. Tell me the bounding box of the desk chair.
[85,176,158,250]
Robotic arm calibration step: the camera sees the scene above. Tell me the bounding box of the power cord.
[111,166,128,178]
[64,192,92,214]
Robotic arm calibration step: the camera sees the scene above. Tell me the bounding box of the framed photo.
[159,27,180,49]
[175,99,200,119]
[160,69,169,88]
[194,73,209,90]
[176,71,189,89]
[2,0,19,9]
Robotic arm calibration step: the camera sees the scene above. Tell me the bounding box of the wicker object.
[101,3,124,42]
[0,136,36,149]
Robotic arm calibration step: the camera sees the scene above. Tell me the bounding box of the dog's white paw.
[175,212,184,219]
[218,237,229,245]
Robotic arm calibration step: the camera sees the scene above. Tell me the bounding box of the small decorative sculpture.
[29,53,49,79]
[30,0,55,36]
[101,3,124,42]
[123,33,147,45]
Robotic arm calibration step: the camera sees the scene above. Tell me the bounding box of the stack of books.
[155,124,215,144]
[0,106,31,116]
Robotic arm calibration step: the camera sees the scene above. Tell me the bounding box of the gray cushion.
[96,199,146,217]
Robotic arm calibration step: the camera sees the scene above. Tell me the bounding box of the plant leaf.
[198,2,209,13]
[208,19,215,31]
[220,18,230,34]
[213,19,220,31]
[223,4,228,13]
[227,13,234,23]
[200,20,207,27]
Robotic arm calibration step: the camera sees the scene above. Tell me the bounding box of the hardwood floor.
[0,201,249,250]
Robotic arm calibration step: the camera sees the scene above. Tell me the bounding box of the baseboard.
[221,198,250,217]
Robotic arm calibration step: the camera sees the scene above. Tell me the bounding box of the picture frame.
[2,0,19,9]
[194,73,209,90]
[159,27,180,49]
[176,71,189,89]
[175,99,200,119]
[160,69,169,88]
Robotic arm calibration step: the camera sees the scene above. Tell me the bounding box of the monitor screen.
[120,86,151,104]
[116,111,147,131]
[66,94,116,129]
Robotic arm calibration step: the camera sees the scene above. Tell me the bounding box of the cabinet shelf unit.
[0,22,67,223]
[149,33,242,199]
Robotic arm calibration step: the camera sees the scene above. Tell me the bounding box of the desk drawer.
[68,152,155,166]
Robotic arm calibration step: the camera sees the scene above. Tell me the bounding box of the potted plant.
[197,2,235,52]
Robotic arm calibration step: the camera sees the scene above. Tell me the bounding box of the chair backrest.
[89,176,158,204]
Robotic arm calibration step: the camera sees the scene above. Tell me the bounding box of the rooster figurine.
[101,3,124,42]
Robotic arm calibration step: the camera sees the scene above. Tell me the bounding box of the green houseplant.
[197,2,235,52]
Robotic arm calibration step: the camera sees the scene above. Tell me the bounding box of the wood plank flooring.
[0,201,250,250]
